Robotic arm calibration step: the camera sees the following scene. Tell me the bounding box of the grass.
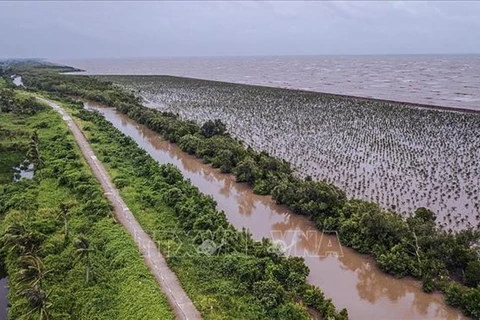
[0,77,8,88]
[72,106,272,319]
[0,105,174,319]
[65,102,344,319]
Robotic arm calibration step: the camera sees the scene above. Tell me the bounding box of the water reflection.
[13,162,34,182]
[12,76,23,87]
[86,102,464,320]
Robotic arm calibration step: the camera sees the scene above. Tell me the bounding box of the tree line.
[14,63,480,319]
[74,98,348,319]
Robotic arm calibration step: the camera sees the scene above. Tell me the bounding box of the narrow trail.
[37,97,202,320]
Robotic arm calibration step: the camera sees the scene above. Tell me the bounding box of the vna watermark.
[142,229,344,258]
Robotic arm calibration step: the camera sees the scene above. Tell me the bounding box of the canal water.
[85,101,464,320]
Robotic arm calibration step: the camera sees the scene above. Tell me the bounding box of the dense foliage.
[0,87,45,115]
[0,99,173,319]
[15,64,480,318]
[70,104,348,319]
[117,93,480,317]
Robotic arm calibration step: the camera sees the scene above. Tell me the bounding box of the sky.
[1,1,480,59]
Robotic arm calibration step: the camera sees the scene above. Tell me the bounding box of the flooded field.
[100,76,480,230]
[57,55,480,111]
[85,101,465,320]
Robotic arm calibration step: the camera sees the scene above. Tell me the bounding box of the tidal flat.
[102,75,480,230]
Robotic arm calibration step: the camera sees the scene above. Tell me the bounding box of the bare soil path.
[38,97,202,320]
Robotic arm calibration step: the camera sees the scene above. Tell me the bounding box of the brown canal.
[84,101,465,320]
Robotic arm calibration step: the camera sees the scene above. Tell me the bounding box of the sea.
[55,55,480,111]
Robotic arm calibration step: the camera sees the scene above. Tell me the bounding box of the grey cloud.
[0,1,479,59]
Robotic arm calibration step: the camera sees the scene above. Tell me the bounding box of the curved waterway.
[84,101,465,320]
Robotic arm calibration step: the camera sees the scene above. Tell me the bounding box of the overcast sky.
[1,1,479,59]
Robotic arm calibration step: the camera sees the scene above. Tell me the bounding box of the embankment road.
[37,97,202,320]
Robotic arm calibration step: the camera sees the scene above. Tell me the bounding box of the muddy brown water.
[84,101,465,320]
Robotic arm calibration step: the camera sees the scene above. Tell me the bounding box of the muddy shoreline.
[98,74,480,114]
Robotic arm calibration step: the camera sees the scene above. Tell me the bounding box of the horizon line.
[2,52,480,61]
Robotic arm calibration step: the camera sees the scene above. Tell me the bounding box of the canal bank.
[84,101,464,320]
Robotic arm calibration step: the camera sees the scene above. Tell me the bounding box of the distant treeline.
[14,64,480,319]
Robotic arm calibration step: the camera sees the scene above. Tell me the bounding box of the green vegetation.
[1,60,81,76]
[10,63,480,318]
[66,101,348,319]
[0,84,43,184]
[114,85,480,318]
[2,63,349,319]
[107,74,480,231]
[1,91,45,115]
[0,89,173,319]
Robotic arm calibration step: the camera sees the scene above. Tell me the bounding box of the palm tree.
[58,201,77,243]
[22,287,52,320]
[17,255,51,289]
[27,131,43,170]
[2,223,39,255]
[73,236,94,283]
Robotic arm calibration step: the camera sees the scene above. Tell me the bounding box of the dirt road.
[38,97,202,320]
